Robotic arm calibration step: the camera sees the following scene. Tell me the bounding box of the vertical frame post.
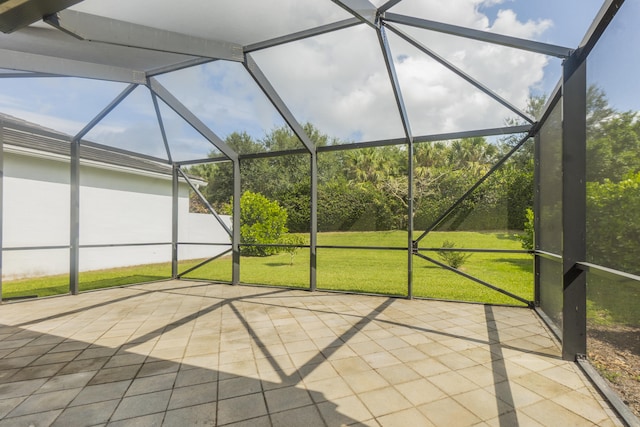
[171,165,179,279]
[232,159,241,285]
[0,123,4,302]
[407,139,414,299]
[310,152,318,291]
[534,133,541,306]
[70,138,80,295]
[561,56,587,361]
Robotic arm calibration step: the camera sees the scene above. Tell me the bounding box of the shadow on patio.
[0,280,621,426]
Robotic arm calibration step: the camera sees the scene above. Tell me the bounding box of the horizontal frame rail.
[577,262,640,284]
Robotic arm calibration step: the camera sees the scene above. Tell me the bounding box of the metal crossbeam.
[148,77,238,161]
[244,54,315,154]
[0,48,146,83]
[331,0,378,28]
[245,18,361,52]
[384,13,572,58]
[46,10,244,61]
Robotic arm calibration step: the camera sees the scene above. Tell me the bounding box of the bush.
[437,240,472,269]
[239,191,288,256]
[516,208,534,250]
[586,172,640,275]
[278,234,307,265]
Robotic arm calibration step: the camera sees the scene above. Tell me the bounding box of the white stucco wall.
[2,149,231,280]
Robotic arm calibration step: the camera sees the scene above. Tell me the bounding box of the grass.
[1,230,535,306]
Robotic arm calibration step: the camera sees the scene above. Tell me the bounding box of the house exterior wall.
[2,150,230,280]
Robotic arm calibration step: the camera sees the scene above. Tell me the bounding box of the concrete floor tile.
[222,415,271,427]
[218,376,262,400]
[8,387,82,418]
[37,371,96,394]
[331,356,372,376]
[342,370,390,394]
[419,397,482,426]
[111,389,172,421]
[162,402,216,427]
[70,380,131,406]
[306,376,354,403]
[265,385,312,413]
[359,387,413,417]
[377,407,435,427]
[51,399,119,427]
[168,381,218,410]
[136,360,180,378]
[107,412,164,427]
[59,357,110,375]
[428,370,481,396]
[0,409,62,427]
[88,365,140,386]
[318,396,372,426]
[394,378,447,406]
[104,353,147,369]
[520,399,594,427]
[454,387,512,421]
[271,405,325,427]
[376,364,421,385]
[0,378,47,399]
[125,372,177,397]
[0,397,26,419]
[217,392,268,425]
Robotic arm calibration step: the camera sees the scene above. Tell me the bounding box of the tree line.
[189,86,640,275]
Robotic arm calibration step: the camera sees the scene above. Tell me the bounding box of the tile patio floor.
[0,280,622,426]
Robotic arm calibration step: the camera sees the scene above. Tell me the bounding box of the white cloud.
[0,0,556,154]
[245,0,552,141]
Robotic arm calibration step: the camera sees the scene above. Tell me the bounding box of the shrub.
[239,191,288,256]
[516,208,534,251]
[278,234,307,265]
[437,240,472,269]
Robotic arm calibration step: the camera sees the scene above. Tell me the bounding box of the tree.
[239,191,288,257]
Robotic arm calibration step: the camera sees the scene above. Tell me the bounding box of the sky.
[0,0,632,161]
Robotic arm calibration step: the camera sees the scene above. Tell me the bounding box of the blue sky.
[0,0,635,160]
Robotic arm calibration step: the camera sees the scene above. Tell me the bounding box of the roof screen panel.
[83,85,169,160]
[386,30,522,136]
[156,97,223,162]
[0,75,128,136]
[70,0,352,46]
[389,23,553,114]
[156,60,302,152]
[388,0,604,48]
[250,25,406,144]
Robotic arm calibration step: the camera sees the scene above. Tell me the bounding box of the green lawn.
[2,231,534,306]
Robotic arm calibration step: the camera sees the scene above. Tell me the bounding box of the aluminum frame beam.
[383,13,573,58]
[245,18,361,53]
[244,53,318,290]
[171,165,179,278]
[150,89,173,163]
[244,54,315,154]
[386,24,534,124]
[148,77,238,161]
[46,10,244,61]
[0,48,146,83]
[74,83,138,141]
[331,0,378,28]
[561,55,587,361]
[0,123,3,302]
[377,25,414,298]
